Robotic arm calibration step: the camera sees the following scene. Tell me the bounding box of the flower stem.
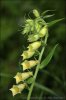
[27,34,48,100]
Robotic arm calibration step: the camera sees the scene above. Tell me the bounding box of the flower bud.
[35,21,41,32]
[21,60,39,71]
[22,19,34,34]
[27,41,41,51]
[33,9,40,17]
[28,34,40,42]
[39,26,48,37]
[10,83,26,96]
[14,72,33,84]
[21,50,35,60]
[22,24,30,34]
[26,19,33,23]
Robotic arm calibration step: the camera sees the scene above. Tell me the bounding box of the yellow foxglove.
[21,60,39,71]
[21,50,35,60]
[39,26,48,37]
[10,83,26,96]
[27,41,41,51]
[14,72,33,84]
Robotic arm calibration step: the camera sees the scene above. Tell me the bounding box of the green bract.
[28,34,40,42]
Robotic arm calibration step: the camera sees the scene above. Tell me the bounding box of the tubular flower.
[27,41,41,51]
[10,83,26,96]
[28,34,40,42]
[21,50,35,60]
[21,60,39,71]
[14,72,33,84]
[39,26,48,37]
[33,9,40,17]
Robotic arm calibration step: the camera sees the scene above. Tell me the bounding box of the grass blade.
[35,82,57,96]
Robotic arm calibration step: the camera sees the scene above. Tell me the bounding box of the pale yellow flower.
[39,26,48,37]
[21,50,35,60]
[10,83,26,96]
[21,60,39,71]
[28,34,40,42]
[27,41,41,51]
[14,72,33,84]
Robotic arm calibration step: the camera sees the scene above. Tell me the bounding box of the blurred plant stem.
[35,82,57,96]
[27,34,48,100]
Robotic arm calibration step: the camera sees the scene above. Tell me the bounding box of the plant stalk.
[27,34,48,100]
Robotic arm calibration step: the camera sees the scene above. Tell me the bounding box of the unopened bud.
[27,41,41,51]
[39,26,48,37]
[33,9,40,17]
[28,34,39,42]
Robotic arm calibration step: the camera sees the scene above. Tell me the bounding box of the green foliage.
[43,14,55,19]
[41,10,56,16]
[40,44,58,69]
[47,18,65,27]
[1,18,17,42]
[0,0,65,100]
[26,77,34,84]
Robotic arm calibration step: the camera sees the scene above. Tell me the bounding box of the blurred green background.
[0,0,66,100]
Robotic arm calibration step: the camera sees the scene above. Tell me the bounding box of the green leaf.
[47,18,64,27]
[26,77,34,84]
[40,44,58,69]
[35,82,57,96]
[41,10,56,16]
[43,14,55,19]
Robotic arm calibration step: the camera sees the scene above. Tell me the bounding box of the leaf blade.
[47,18,64,27]
[43,14,55,19]
[40,44,58,69]
[41,10,56,16]
[26,77,34,84]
